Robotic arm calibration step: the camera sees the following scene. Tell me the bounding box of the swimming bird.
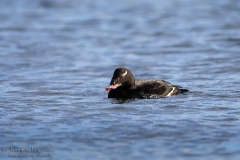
[105,68,188,99]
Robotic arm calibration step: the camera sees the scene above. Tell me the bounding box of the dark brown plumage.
[106,68,188,99]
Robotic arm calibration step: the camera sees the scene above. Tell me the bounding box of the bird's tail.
[174,85,189,93]
[179,88,189,93]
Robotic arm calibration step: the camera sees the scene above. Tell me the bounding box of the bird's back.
[135,80,179,98]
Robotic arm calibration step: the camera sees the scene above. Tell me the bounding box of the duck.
[105,68,188,99]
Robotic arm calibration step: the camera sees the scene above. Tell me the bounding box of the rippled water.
[0,0,240,159]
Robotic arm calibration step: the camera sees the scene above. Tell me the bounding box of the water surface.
[0,0,240,159]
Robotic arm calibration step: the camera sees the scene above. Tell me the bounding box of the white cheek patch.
[122,71,128,77]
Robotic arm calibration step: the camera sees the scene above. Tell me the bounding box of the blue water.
[0,0,240,159]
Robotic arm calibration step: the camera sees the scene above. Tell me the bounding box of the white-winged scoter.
[105,68,188,99]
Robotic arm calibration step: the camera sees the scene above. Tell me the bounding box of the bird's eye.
[122,71,127,77]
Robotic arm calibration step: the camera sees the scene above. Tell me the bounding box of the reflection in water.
[111,98,133,104]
